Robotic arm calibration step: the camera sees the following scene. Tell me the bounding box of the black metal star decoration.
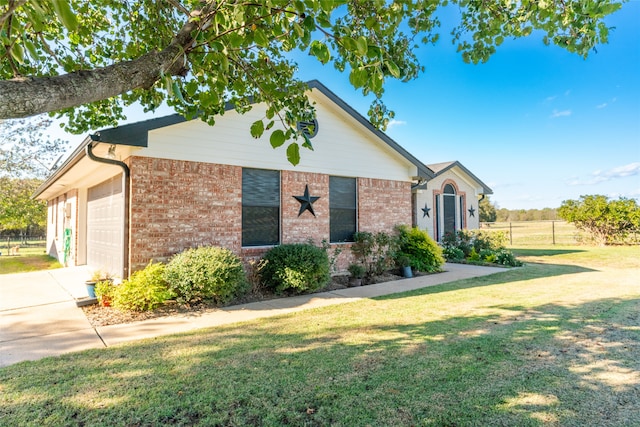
[293,185,320,217]
[422,203,431,218]
[468,206,476,217]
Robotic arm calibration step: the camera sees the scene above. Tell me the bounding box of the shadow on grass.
[2,275,637,427]
[376,262,596,303]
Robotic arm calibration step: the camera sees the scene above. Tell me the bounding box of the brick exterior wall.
[127,157,412,274]
[128,156,242,272]
[281,170,329,244]
[358,178,412,232]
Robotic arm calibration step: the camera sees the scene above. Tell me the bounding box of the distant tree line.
[478,197,558,223]
[479,195,639,245]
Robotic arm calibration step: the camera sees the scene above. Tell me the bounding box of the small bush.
[351,231,397,276]
[442,231,473,257]
[495,249,523,267]
[259,244,330,294]
[396,225,444,273]
[164,247,248,305]
[442,246,464,261]
[472,230,508,252]
[478,248,495,261]
[95,280,116,306]
[441,229,521,267]
[442,230,508,257]
[468,248,481,262]
[113,261,171,311]
[347,263,366,279]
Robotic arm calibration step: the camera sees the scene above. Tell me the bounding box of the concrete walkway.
[0,263,507,368]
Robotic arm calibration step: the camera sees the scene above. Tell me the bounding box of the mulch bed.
[83,272,406,328]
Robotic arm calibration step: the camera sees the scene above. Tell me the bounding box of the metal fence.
[0,235,46,255]
[480,221,640,246]
[480,221,583,246]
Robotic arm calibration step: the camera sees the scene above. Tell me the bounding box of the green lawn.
[1,245,639,426]
[0,253,61,274]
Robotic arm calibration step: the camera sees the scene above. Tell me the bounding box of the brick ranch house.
[34,81,492,279]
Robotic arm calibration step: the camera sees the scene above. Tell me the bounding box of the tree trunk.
[0,17,199,120]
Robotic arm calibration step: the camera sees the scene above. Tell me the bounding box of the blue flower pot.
[402,266,413,278]
[85,282,97,298]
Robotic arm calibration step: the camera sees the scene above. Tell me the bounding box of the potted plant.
[347,263,365,287]
[85,270,112,298]
[397,255,413,278]
[95,280,116,307]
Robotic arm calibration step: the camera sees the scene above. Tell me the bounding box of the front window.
[330,176,356,242]
[242,168,280,246]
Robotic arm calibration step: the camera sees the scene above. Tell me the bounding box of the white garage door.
[87,175,124,277]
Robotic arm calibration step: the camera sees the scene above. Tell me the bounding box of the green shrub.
[495,249,523,267]
[396,225,444,273]
[95,280,116,306]
[472,230,508,252]
[164,247,248,305]
[259,244,330,294]
[113,261,171,311]
[442,230,507,257]
[347,263,366,279]
[442,230,473,257]
[351,231,397,276]
[468,247,481,262]
[478,248,495,261]
[442,246,464,261]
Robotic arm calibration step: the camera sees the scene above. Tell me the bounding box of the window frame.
[329,176,357,243]
[241,168,281,247]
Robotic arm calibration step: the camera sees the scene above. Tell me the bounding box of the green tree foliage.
[0,177,46,235]
[479,196,497,222]
[0,1,624,164]
[558,195,640,245]
[495,207,558,222]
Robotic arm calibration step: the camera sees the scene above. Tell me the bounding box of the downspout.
[86,142,130,279]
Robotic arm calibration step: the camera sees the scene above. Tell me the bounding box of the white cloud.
[550,109,572,118]
[386,119,407,130]
[567,162,640,186]
[596,97,617,109]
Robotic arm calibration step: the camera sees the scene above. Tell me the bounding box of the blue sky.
[51,2,639,210]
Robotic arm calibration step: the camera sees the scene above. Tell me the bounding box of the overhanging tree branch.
[0,9,202,119]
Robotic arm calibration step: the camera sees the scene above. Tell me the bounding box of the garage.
[87,174,124,277]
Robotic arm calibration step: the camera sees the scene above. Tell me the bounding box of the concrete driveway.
[0,266,105,367]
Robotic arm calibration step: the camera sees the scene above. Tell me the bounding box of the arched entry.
[434,181,466,241]
[442,184,456,236]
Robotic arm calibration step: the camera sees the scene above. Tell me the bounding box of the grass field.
[0,240,60,274]
[0,254,61,274]
[1,245,639,426]
[483,221,584,246]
